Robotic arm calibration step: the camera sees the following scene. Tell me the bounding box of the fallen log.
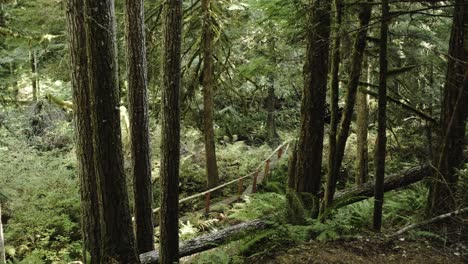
[388,207,468,239]
[141,165,431,263]
[332,164,431,207]
[140,219,270,264]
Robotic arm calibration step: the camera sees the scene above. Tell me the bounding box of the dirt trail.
[250,236,466,264]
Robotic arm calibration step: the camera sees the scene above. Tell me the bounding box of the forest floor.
[249,233,467,264]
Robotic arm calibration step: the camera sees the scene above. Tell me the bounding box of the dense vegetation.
[0,0,466,263]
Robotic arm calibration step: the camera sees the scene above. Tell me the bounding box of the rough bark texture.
[83,0,139,262]
[65,0,101,262]
[125,0,154,254]
[201,0,220,189]
[428,0,468,216]
[373,0,389,232]
[355,62,370,186]
[294,0,331,198]
[159,1,183,263]
[0,205,5,264]
[332,1,372,195]
[140,219,270,264]
[322,0,343,213]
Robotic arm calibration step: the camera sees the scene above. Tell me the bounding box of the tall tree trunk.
[65,0,101,262]
[0,204,5,264]
[30,50,38,102]
[332,1,372,193]
[427,0,467,217]
[322,0,343,213]
[83,0,139,262]
[159,0,183,263]
[294,0,331,216]
[201,0,219,189]
[373,0,389,232]
[125,0,154,254]
[266,35,279,146]
[355,60,370,186]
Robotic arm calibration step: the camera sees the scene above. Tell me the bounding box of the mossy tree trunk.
[201,0,220,189]
[373,0,389,232]
[159,0,183,263]
[266,33,279,146]
[322,0,343,213]
[293,0,331,209]
[330,1,372,199]
[84,0,139,262]
[65,0,101,262]
[125,0,154,254]
[428,0,467,216]
[355,61,370,186]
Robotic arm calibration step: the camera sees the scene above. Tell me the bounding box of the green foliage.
[229,193,285,221]
[0,112,81,262]
[285,191,305,225]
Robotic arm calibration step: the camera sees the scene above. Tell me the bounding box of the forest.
[0,0,467,263]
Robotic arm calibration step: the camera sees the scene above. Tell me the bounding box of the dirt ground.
[250,235,467,264]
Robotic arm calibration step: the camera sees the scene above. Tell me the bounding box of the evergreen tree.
[84,0,139,261]
[159,0,183,263]
[125,0,154,254]
[201,0,220,189]
[65,0,101,262]
[294,0,331,216]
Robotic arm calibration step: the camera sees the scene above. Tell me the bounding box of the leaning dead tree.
[388,207,468,239]
[140,164,430,263]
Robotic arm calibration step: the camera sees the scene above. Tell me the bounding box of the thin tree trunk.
[266,35,279,146]
[0,204,5,264]
[30,50,37,102]
[83,0,139,262]
[428,0,467,216]
[294,0,331,207]
[125,0,154,254]
[201,0,220,189]
[159,0,183,263]
[65,0,101,262]
[332,1,372,193]
[322,0,343,213]
[355,61,370,186]
[373,0,389,232]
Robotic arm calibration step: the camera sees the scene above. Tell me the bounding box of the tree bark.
[322,0,343,213]
[428,0,468,216]
[159,0,183,263]
[331,1,372,196]
[201,0,220,189]
[83,0,139,262]
[355,61,370,186]
[125,0,154,254]
[65,0,101,262]
[373,0,389,232]
[294,0,331,203]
